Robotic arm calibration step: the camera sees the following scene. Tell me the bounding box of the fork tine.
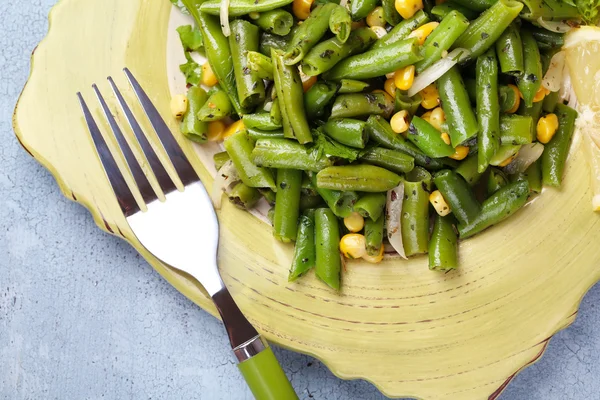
[123,68,199,187]
[77,92,140,217]
[92,84,157,206]
[107,77,178,195]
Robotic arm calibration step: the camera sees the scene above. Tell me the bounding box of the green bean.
[272,50,313,144]
[401,167,432,257]
[487,167,508,195]
[518,101,543,139]
[270,94,282,125]
[359,147,415,174]
[228,182,262,210]
[350,0,379,20]
[495,23,523,76]
[431,2,478,20]
[464,78,476,104]
[247,51,274,80]
[311,174,359,218]
[541,103,577,187]
[433,169,480,226]
[247,128,285,141]
[251,138,331,172]
[365,215,385,256]
[438,66,479,147]
[273,169,302,242]
[197,89,232,122]
[452,0,523,61]
[299,194,324,211]
[395,91,422,115]
[195,12,245,115]
[516,30,542,108]
[500,115,533,145]
[315,208,341,290]
[354,193,387,221]
[259,188,277,204]
[429,215,458,270]
[407,116,455,158]
[229,20,265,110]
[415,11,470,73]
[330,4,352,43]
[459,180,530,238]
[304,81,339,120]
[317,165,402,192]
[322,119,368,149]
[289,210,316,281]
[455,154,484,186]
[337,79,369,94]
[180,86,208,143]
[255,9,294,36]
[450,0,495,11]
[543,90,559,113]
[525,160,542,193]
[489,144,520,166]
[519,0,579,20]
[529,27,564,50]
[324,38,423,81]
[199,0,294,15]
[301,27,377,77]
[372,10,429,50]
[330,92,394,120]
[382,0,402,25]
[366,115,448,170]
[284,3,338,65]
[476,48,501,173]
[259,31,289,56]
[213,151,231,171]
[243,113,282,131]
[224,130,276,190]
[499,84,520,113]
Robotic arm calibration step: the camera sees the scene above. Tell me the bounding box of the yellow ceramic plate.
[13,1,600,398]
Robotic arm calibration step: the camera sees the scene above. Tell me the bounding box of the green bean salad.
[170,0,591,290]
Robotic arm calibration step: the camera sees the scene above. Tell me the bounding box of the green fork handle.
[238,343,298,400]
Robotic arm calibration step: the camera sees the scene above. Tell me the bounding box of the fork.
[77,68,298,400]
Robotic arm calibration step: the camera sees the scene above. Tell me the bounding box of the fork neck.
[211,288,260,352]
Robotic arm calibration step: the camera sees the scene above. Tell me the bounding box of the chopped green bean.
[354,193,387,221]
[274,169,303,242]
[541,103,577,187]
[317,165,402,192]
[289,210,316,281]
[315,208,341,290]
[429,215,458,270]
[402,167,432,257]
[433,169,481,226]
[323,119,369,149]
[359,146,415,174]
[224,130,276,190]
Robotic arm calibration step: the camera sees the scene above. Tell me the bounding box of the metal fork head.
[77,69,223,295]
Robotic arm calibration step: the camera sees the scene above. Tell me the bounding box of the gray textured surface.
[1,1,599,399]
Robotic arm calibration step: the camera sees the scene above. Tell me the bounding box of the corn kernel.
[384,78,397,98]
[395,0,424,19]
[340,234,367,259]
[362,246,384,263]
[420,111,432,123]
[391,110,410,134]
[170,94,188,119]
[201,62,218,87]
[394,65,416,91]
[293,0,313,20]
[533,86,550,103]
[222,119,245,139]
[370,26,388,39]
[385,71,396,79]
[420,84,439,109]
[506,84,521,114]
[429,190,451,216]
[248,12,260,20]
[208,121,226,142]
[441,132,451,145]
[408,22,440,45]
[536,113,559,144]
[344,212,365,233]
[429,107,445,131]
[302,74,317,92]
[499,154,517,167]
[366,6,386,27]
[449,146,469,160]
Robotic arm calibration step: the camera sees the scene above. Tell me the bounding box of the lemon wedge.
[564,26,600,211]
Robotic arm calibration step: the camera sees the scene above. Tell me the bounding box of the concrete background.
[1,1,600,399]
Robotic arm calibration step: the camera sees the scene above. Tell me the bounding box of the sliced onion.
[386,183,406,259]
[559,64,572,104]
[340,0,349,8]
[212,160,239,209]
[504,143,545,175]
[536,17,573,33]
[408,48,470,97]
[567,85,578,109]
[542,51,565,92]
[220,0,231,37]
